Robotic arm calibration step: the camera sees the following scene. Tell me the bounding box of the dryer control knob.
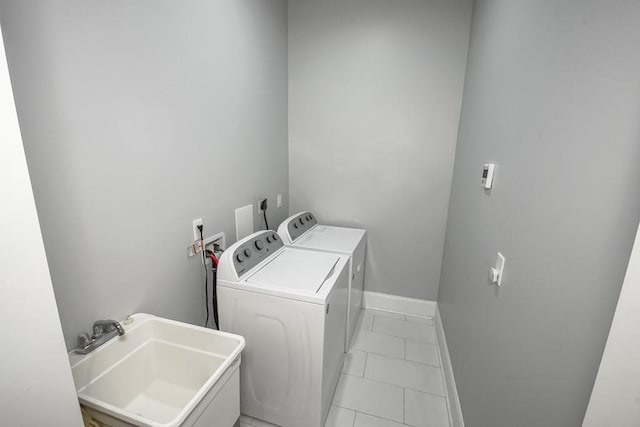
[255,240,264,250]
[244,248,252,258]
[299,217,305,224]
[272,234,278,241]
[266,236,272,243]
[235,253,244,263]
[293,223,299,229]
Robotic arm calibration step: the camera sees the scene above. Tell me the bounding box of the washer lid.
[295,225,366,253]
[246,248,341,293]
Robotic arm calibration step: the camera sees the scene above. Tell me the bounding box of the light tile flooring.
[239,308,451,427]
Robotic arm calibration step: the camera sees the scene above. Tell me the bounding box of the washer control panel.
[287,212,318,242]
[233,231,283,277]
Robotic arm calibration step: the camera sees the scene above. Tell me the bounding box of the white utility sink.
[69,314,245,427]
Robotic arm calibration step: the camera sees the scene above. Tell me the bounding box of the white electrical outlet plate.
[192,218,203,241]
[277,194,282,208]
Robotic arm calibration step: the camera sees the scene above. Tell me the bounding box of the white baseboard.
[362,291,436,318]
[435,306,464,427]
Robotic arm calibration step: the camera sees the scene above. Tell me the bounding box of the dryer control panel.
[232,231,283,278]
[286,212,318,242]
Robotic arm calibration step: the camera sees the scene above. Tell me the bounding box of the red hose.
[207,254,218,267]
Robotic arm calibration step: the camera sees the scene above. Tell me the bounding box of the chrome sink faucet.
[74,319,125,354]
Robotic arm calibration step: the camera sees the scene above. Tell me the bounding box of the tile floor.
[239,308,451,427]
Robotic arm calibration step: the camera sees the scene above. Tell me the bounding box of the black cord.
[212,264,219,330]
[199,227,210,328]
[263,210,269,230]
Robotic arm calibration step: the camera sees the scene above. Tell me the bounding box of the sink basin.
[69,314,245,427]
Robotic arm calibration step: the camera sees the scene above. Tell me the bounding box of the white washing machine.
[217,230,349,427]
[278,212,366,351]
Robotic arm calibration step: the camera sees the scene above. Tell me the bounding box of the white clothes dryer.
[217,230,348,427]
[277,212,366,352]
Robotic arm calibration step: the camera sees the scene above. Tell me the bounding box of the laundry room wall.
[438,1,640,426]
[0,25,82,426]
[288,0,473,301]
[0,0,289,350]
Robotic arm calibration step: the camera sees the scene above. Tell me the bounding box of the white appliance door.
[218,287,325,427]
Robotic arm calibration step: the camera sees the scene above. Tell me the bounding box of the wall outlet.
[277,194,282,208]
[258,198,267,214]
[192,218,203,241]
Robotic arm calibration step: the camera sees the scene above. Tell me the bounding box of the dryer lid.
[245,248,341,293]
[295,225,366,253]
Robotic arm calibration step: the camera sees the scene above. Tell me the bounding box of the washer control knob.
[293,223,299,229]
[255,240,264,250]
[235,253,244,263]
[266,235,272,243]
[307,215,312,221]
[244,248,252,258]
[272,234,278,241]
[299,217,305,225]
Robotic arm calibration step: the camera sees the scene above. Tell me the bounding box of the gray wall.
[0,27,82,425]
[438,1,640,426]
[0,0,289,350]
[288,0,473,301]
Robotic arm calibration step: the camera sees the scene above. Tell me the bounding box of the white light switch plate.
[495,252,505,286]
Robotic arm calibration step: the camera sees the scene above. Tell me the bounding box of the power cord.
[198,225,210,328]
[206,249,219,330]
[261,198,269,230]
